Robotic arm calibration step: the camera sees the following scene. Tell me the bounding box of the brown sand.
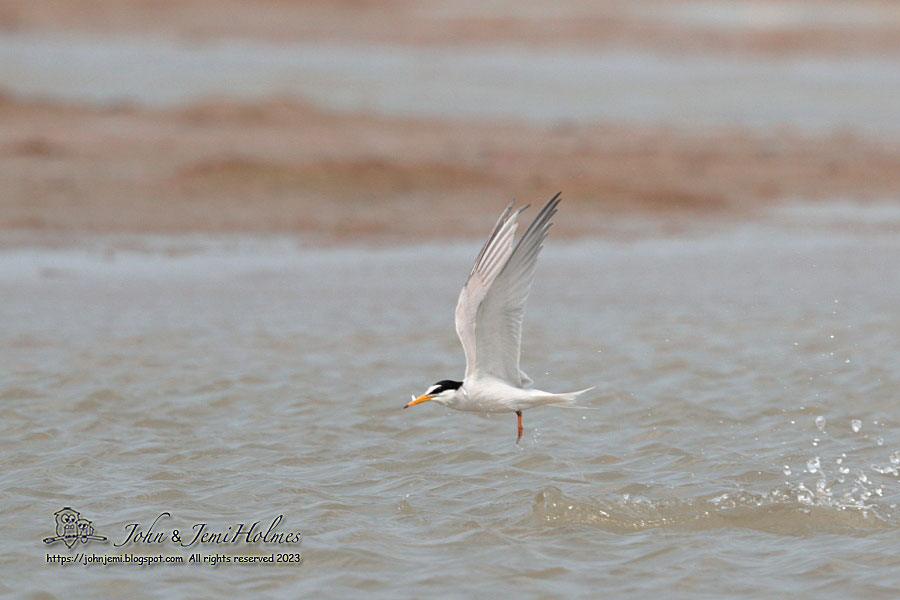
[3,1,900,243]
[3,95,900,242]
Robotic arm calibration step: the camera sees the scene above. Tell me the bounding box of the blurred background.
[3,0,900,242]
[5,3,900,598]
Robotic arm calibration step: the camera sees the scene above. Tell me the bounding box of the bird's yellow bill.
[404,394,433,409]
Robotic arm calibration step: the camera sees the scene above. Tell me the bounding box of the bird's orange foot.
[516,410,523,444]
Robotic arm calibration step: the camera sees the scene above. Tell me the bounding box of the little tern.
[405,193,593,443]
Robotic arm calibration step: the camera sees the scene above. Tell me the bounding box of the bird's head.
[405,380,463,408]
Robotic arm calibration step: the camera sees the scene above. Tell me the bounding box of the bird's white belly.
[451,379,544,413]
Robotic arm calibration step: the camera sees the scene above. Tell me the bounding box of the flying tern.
[405,193,593,443]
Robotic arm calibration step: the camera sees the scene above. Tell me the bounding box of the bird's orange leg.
[516,410,523,444]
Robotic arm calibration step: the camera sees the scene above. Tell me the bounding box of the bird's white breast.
[452,377,543,413]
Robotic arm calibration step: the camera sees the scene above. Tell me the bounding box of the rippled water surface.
[3,215,900,598]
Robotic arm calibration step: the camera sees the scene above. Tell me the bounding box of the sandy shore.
[2,1,900,244]
[3,94,900,242]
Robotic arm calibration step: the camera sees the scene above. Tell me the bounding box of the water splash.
[530,485,897,535]
[806,457,820,474]
[780,415,900,522]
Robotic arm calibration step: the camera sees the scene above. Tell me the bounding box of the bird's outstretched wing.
[455,193,561,386]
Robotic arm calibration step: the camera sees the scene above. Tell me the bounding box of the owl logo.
[43,507,107,548]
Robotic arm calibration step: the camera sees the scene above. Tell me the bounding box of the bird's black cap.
[430,380,462,393]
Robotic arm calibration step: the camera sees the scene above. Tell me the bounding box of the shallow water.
[3,32,900,133]
[2,210,900,598]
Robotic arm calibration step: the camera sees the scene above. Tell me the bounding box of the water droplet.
[890,451,900,465]
[839,466,850,474]
[806,457,820,474]
[877,436,884,446]
[851,419,862,433]
[783,465,791,475]
[815,416,826,431]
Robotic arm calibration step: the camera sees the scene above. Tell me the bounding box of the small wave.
[0,387,42,400]
[529,485,897,535]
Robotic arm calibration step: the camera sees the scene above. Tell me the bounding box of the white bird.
[405,193,593,443]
